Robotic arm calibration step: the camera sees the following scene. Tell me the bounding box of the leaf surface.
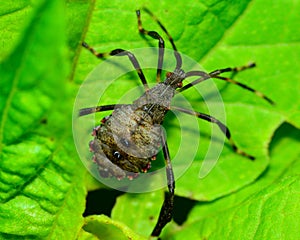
[1,0,299,239]
[0,0,88,238]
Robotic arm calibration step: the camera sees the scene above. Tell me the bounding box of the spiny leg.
[82,42,149,90]
[178,63,274,105]
[79,104,126,117]
[151,132,175,237]
[171,106,255,160]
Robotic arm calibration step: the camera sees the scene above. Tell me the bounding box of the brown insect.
[79,8,273,237]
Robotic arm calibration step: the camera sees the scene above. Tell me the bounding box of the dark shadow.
[83,188,124,217]
[173,194,197,225]
[269,122,300,152]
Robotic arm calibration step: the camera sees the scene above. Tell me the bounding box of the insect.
[79,8,274,237]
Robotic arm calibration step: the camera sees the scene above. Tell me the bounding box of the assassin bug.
[79,8,274,237]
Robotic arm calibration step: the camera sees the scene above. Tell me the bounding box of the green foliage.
[0,0,299,239]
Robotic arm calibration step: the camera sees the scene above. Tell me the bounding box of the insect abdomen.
[91,105,162,179]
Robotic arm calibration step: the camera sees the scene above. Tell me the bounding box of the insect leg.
[179,63,274,105]
[79,104,125,116]
[82,42,149,90]
[171,106,255,160]
[151,133,175,237]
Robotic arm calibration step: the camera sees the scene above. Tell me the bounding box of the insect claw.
[248,62,256,68]
[236,148,255,160]
[82,41,89,48]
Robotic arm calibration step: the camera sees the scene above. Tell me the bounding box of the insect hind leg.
[151,132,175,237]
[171,106,255,160]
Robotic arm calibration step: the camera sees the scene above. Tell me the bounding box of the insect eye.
[113,151,121,159]
[166,72,172,78]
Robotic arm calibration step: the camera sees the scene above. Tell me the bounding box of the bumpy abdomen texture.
[91,105,162,179]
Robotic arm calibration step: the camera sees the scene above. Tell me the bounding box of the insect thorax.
[133,82,175,122]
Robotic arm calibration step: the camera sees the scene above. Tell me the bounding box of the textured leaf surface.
[1,0,299,239]
[0,0,88,239]
[165,176,300,240]
[80,215,145,240]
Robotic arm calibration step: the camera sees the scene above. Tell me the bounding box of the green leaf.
[184,123,300,221]
[0,0,88,239]
[111,191,165,237]
[0,1,65,144]
[202,0,300,128]
[1,0,299,239]
[80,215,145,240]
[0,1,31,62]
[165,175,300,239]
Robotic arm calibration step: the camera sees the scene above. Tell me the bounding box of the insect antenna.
[140,8,182,71]
[213,75,274,105]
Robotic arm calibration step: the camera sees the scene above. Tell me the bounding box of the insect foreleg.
[79,104,125,116]
[82,42,149,90]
